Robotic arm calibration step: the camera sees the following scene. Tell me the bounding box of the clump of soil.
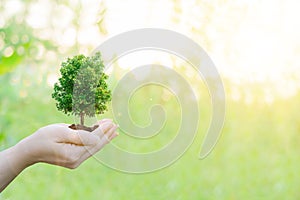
[69,124,99,132]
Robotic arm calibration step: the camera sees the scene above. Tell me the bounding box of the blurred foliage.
[0,0,108,74]
[0,3,55,75]
[171,0,248,52]
[0,0,107,144]
[0,20,31,74]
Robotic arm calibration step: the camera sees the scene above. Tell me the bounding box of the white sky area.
[104,0,300,76]
[2,0,300,101]
[104,0,300,100]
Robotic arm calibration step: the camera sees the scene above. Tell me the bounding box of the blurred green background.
[1,0,300,199]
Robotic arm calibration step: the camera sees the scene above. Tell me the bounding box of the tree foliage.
[52,52,111,125]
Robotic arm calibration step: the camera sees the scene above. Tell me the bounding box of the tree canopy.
[52,52,111,125]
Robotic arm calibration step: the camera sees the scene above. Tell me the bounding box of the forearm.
[0,143,31,192]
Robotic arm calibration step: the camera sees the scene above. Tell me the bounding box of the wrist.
[13,138,37,168]
[2,144,30,177]
[0,141,36,192]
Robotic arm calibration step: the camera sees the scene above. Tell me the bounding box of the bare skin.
[0,119,118,192]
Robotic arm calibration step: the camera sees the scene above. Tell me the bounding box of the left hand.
[16,119,118,169]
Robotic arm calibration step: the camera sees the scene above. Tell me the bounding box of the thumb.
[60,129,96,146]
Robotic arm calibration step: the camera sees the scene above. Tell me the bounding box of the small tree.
[52,52,111,130]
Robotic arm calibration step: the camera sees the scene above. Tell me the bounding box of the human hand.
[0,119,118,192]
[16,119,118,169]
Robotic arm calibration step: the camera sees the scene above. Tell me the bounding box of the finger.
[92,121,114,138]
[80,133,110,161]
[60,122,114,146]
[87,125,118,153]
[105,125,118,142]
[61,129,96,146]
[93,118,112,126]
[76,129,118,165]
[75,135,109,165]
[109,132,119,140]
[59,129,83,145]
[78,124,118,159]
[71,127,118,168]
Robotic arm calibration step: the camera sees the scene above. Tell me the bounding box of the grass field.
[1,68,300,200]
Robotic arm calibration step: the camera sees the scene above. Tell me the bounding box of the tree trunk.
[80,112,84,126]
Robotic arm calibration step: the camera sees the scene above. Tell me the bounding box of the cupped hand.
[16,119,118,169]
